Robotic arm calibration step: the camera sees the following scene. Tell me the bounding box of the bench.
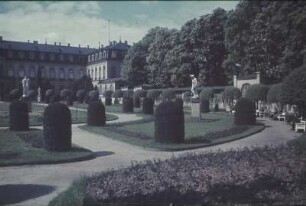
[295,121,306,132]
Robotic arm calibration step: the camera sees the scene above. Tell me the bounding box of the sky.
[0,1,239,48]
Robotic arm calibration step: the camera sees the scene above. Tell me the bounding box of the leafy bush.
[76,89,86,103]
[105,97,112,106]
[45,89,54,103]
[112,90,123,98]
[267,83,282,104]
[122,97,134,113]
[281,66,306,117]
[123,90,134,98]
[223,86,241,104]
[88,90,99,102]
[154,100,184,143]
[200,88,213,101]
[147,90,161,101]
[214,103,219,112]
[9,100,29,131]
[142,97,154,114]
[103,90,113,98]
[234,98,256,125]
[28,90,37,101]
[87,100,106,126]
[200,100,210,113]
[9,89,21,101]
[183,91,192,102]
[49,94,60,103]
[43,102,71,151]
[134,90,147,108]
[245,84,269,102]
[114,98,119,104]
[60,89,72,100]
[161,89,176,101]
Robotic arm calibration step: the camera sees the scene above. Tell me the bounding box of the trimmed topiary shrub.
[234,97,256,125]
[223,86,241,108]
[245,84,269,103]
[113,90,123,105]
[9,89,21,101]
[123,90,134,98]
[49,94,60,103]
[142,97,154,114]
[88,90,99,102]
[199,89,213,113]
[103,90,113,106]
[43,102,71,152]
[9,100,29,131]
[76,89,86,103]
[60,89,72,100]
[162,89,176,102]
[45,89,54,103]
[87,100,106,126]
[214,103,219,112]
[122,97,134,113]
[147,89,161,102]
[133,90,147,108]
[200,100,210,113]
[28,90,37,101]
[155,100,184,143]
[267,83,282,104]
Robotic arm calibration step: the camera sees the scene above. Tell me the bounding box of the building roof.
[0,38,98,55]
[103,41,131,51]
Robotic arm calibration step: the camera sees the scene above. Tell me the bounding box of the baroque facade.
[0,36,130,100]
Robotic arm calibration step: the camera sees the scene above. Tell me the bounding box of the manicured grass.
[0,129,93,166]
[105,103,142,113]
[80,113,265,151]
[49,134,306,206]
[0,101,118,127]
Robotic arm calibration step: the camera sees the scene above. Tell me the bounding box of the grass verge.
[0,129,94,166]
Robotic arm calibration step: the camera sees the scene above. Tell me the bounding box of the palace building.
[0,36,130,100]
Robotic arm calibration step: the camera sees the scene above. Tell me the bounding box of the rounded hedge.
[88,90,99,102]
[9,100,29,131]
[162,89,176,101]
[45,89,54,103]
[76,89,86,103]
[182,91,192,102]
[60,89,72,99]
[123,90,134,98]
[267,83,282,103]
[142,97,154,114]
[49,94,60,103]
[122,97,134,113]
[155,100,184,143]
[234,97,256,125]
[105,97,112,106]
[245,84,269,102]
[200,88,213,101]
[28,90,37,100]
[147,90,161,101]
[103,90,113,98]
[114,98,119,104]
[223,86,241,103]
[200,100,210,113]
[214,103,219,112]
[133,90,147,108]
[112,90,123,98]
[43,103,71,151]
[9,89,21,101]
[87,100,106,126]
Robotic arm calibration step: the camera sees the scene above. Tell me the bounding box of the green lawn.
[0,101,118,127]
[80,113,265,151]
[0,129,93,166]
[104,103,142,113]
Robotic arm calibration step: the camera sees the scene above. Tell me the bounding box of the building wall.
[233,72,260,90]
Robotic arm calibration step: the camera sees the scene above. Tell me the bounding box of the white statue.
[37,87,41,102]
[190,74,198,98]
[22,76,30,97]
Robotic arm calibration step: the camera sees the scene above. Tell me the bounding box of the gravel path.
[0,115,299,206]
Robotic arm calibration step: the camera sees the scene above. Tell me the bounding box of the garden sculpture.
[22,76,30,97]
[190,74,198,98]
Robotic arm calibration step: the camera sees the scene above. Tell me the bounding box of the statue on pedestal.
[22,76,30,97]
[190,74,198,98]
[37,87,41,102]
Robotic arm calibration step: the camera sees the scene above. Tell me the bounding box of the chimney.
[33,40,38,44]
[113,41,116,45]
[79,44,80,48]
[87,45,89,48]
[109,41,112,46]
[54,42,57,45]
[59,42,61,46]
[124,40,128,44]
[0,36,2,42]
[101,44,103,48]
[68,43,70,47]
[28,40,30,43]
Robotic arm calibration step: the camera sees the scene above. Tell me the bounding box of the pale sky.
[0,1,239,48]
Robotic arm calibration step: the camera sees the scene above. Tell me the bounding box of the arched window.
[103,51,107,58]
[99,52,102,60]
[19,66,25,78]
[19,51,24,59]
[40,53,45,60]
[49,68,55,79]
[91,54,94,62]
[40,67,46,79]
[111,51,116,58]
[103,66,106,79]
[69,55,73,62]
[95,53,98,61]
[29,52,35,60]
[59,54,64,61]
[88,55,91,62]
[59,68,65,80]
[79,69,84,78]
[8,66,14,77]
[95,67,97,80]
[50,54,55,61]
[69,68,74,80]
[29,67,35,78]
[241,83,251,97]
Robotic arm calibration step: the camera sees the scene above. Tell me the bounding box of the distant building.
[86,40,130,94]
[0,36,130,100]
[233,71,261,97]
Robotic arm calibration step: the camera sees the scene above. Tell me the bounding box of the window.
[99,52,102,60]
[29,67,35,78]
[95,53,98,61]
[91,54,94,62]
[19,66,25,78]
[41,67,46,79]
[69,69,74,80]
[69,55,73,62]
[8,67,14,77]
[91,69,94,79]
[59,54,64,61]
[29,52,35,60]
[95,67,97,80]
[40,53,45,60]
[49,68,55,79]
[241,83,251,97]
[103,51,107,58]
[110,66,116,78]
[8,50,13,58]
[19,51,24,59]
[88,55,91,63]
[50,54,55,61]
[87,69,90,77]
[111,51,116,58]
[98,67,101,80]
[59,68,65,80]
[79,69,84,78]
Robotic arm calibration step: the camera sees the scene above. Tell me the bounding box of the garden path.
[0,116,299,206]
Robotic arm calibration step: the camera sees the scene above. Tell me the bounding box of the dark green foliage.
[147,90,161,101]
[28,90,37,101]
[154,100,184,143]
[9,89,21,101]
[245,84,269,103]
[60,89,72,100]
[142,97,154,114]
[49,94,60,103]
[45,89,54,103]
[43,103,71,151]
[162,89,176,101]
[105,97,112,106]
[182,91,192,102]
[200,89,213,101]
[214,104,219,112]
[234,98,256,125]
[223,87,241,104]
[87,101,106,126]
[9,100,29,131]
[103,90,113,98]
[114,98,119,104]
[73,75,94,92]
[112,90,123,98]
[267,83,282,104]
[174,98,184,110]
[281,66,306,117]
[66,97,73,106]
[76,89,86,103]
[122,97,134,113]
[88,90,99,102]
[122,90,134,98]
[133,90,147,108]
[200,100,210,113]
[133,97,141,108]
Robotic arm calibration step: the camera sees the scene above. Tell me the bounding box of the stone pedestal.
[191,102,200,118]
